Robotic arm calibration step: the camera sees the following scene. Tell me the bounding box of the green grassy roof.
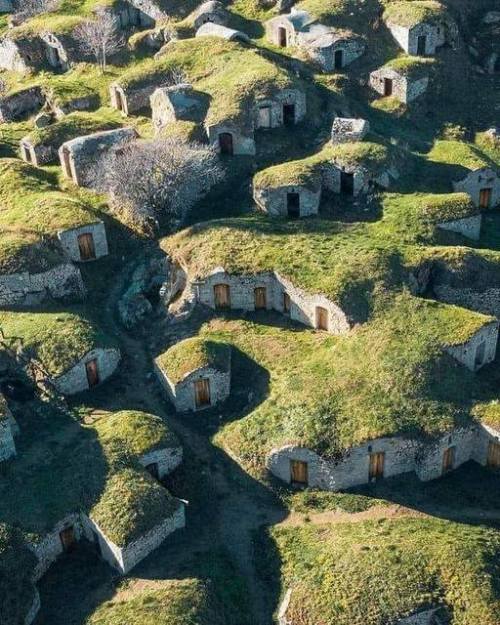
[156,337,231,384]
[472,401,500,431]
[0,310,116,376]
[427,140,492,173]
[383,0,448,28]
[90,467,181,546]
[384,55,436,79]
[0,229,63,274]
[271,517,500,625]
[94,410,180,456]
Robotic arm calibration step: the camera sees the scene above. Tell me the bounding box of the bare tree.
[101,138,225,233]
[74,10,123,72]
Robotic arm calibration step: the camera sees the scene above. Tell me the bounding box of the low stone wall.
[437,214,481,240]
[192,268,351,335]
[452,168,500,208]
[0,263,85,307]
[57,222,109,262]
[21,139,55,166]
[53,348,121,395]
[253,184,321,217]
[267,423,500,490]
[139,446,183,478]
[155,362,231,412]
[433,285,500,318]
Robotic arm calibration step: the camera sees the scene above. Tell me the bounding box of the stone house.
[267,421,500,490]
[39,31,77,72]
[52,346,122,395]
[443,318,498,372]
[59,127,138,187]
[150,83,206,132]
[195,23,250,43]
[0,394,17,462]
[369,62,430,103]
[331,117,369,144]
[384,8,458,56]
[0,35,45,73]
[452,167,499,209]
[190,267,351,334]
[139,441,183,480]
[206,121,256,156]
[325,156,392,197]
[155,338,232,412]
[110,81,158,116]
[253,175,322,218]
[189,1,229,30]
[57,221,109,263]
[0,86,44,122]
[254,88,306,129]
[265,9,365,71]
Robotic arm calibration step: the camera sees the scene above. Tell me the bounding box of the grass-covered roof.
[383,0,448,28]
[90,467,181,546]
[156,337,231,384]
[94,409,180,456]
[427,139,494,174]
[270,517,500,625]
[0,309,116,376]
[383,55,436,79]
[0,228,63,274]
[472,401,500,431]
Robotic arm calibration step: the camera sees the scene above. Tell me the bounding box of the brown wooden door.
[254,287,267,310]
[59,526,75,552]
[146,462,160,479]
[283,292,291,314]
[487,441,500,468]
[85,359,100,388]
[214,284,230,309]
[369,452,385,480]
[78,233,96,261]
[278,27,287,47]
[219,132,233,155]
[290,459,308,485]
[194,378,211,408]
[315,306,328,331]
[479,188,492,208]
[442,446,455,473]
[384,78,393,96]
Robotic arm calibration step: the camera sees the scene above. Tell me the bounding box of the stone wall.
[0,417,16,461]
[129,0,167,22]
[155,362,231,412]
[191,268,351,334]
[0,263,85,307]
[20,139,55,166]
[57,222,109,262]
[331,117,369,143]
[206,123,256,156]
[53,348,121,395]
[0,38,43,73]
[139,445,183,478]
[267,423,499,490]
[24,589,41,625]
[369,67,428,103]
[0,86,43,122]
[433,285,500,318]
[436,214,481,240]
[387,22,444,56]
[452,168,500,208]
[444,321,498,371]
[305,37,365,71]
[110,83,156,116]
[254,89,306,129]
[253,184,321,217]
[397,609,442,625]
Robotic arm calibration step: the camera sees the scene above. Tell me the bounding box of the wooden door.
[283,103,295,126]
[85,359,100,388]
[214,284,230,309]
[417,35,427,55]
[78,233,96,261]
[369,452,385,480]
[315,306,328,331]
[442,446,455,473]
[287,192,300,218]
[479,188,492,209]
[278,26,287,47]
[487,441,500,468]
[59,526,75,552]
[254,287,267,310]
[283,292,291,314]
[334,49,343,70]
[194,378,211,408]
[384,78,393,96]
[258,106,272,128]
[146,462,160,479]
[219,132,233,155]
[290,459,308,485]
[340,171,354,195]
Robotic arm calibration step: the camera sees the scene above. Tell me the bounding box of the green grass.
[384,55,437,78]
[156,337,231,384]
[269,516,500,625]
[283,488,383,513]
[382,0,448,27]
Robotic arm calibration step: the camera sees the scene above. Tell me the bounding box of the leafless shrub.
[101,137,225,233]
[74,10,123,72]
[0,78,6,97]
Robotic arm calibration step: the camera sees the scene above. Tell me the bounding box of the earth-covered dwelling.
[59,127,138,187]
[331,117,369,144]
[20,109,123,166]
[206,119,256,156]
[383,0,458,56]
[188,0,229,30]
[195,22,250,43]
[369,57,434,104]
[428,140,500,208]
[109,80,157,116]
[0,86,44,122]
[155,337,232,412]
[150,84,207,132]
[0,310,121,395]
[253,161,322,217]
[254,88,306,129]
[265,9,365,71]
